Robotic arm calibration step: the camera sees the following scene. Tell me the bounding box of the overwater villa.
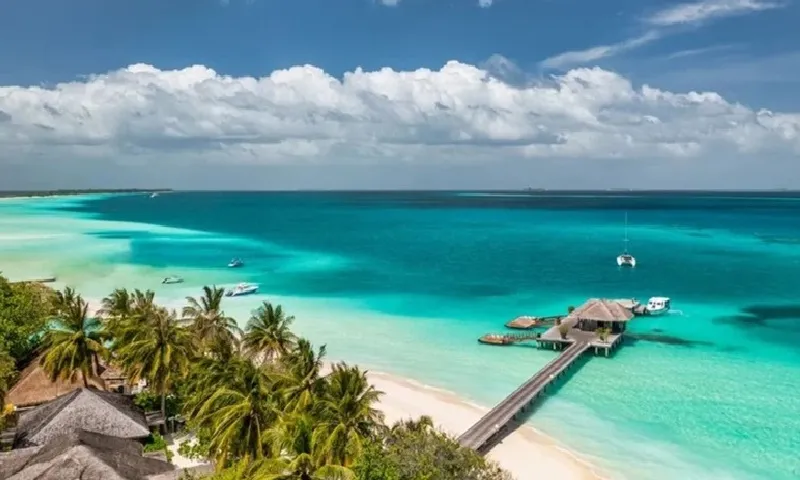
[538,298,635,355]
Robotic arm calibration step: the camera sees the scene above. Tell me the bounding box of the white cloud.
[540,32,661,69]
[540,0,786,70]
[645,0,782,26]
[478,0,495,7]
[0,61,798,170]
[380,0,400,6]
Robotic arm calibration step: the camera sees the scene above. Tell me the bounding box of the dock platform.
[464,298,638,454]
[458,341,590,452]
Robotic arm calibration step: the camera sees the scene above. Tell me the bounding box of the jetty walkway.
[457,340,590,452]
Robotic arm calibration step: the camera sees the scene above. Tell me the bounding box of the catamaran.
[616,212,636,267]
[226,283,258,297]
[162,276,184,284]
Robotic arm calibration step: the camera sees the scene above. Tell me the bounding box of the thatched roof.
[5,355,105,408]
[14,389,150,447]
[0,430,175,480]
[573,299,634,322]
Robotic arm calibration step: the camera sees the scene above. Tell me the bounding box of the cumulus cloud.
[645,0,782,26]
[0,61,798,169]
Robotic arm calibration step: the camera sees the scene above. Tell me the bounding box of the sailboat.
[616,212,636,267]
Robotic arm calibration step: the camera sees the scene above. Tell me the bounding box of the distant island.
[0,188,173,199]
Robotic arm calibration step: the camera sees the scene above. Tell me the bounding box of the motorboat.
[162,276,184,284]
[616,212,636,267]
[645,297,671,316]
[150,192,158,198]
[226,283,258,297]
[228,258,244,268]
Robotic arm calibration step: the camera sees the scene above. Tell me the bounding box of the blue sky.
[0,0,798,189]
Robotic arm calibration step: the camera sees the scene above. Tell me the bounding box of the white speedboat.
[162,276,184,284]
[616,212,636,267]
[645,297,671,316]
[150,192,158,198]
[226,283,258,297]
[228,258,244,268]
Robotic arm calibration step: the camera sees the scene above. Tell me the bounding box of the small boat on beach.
[226,283,258,297]
[228,258,244,268]
[616,212,636,267]
[162,276,184,284]
[645,297,671,316]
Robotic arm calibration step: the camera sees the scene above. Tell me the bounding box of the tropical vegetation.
[0,274,509,479]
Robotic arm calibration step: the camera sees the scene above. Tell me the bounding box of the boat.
[161,276,184,284]
[616,212,636,267]
[226,283,258,297]
[228,258,244,268]
[150,192,158,198]
[645,297,671,316]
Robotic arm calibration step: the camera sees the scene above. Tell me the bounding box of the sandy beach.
[366,370,603,480]
[86,297,604,479]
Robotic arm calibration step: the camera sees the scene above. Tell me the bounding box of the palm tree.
[257,413,354,480]
[244,302,297,364]
[183,354,280,467]
[40,290,107,388]
[278,339,327,413]
[115,307,193,417]
[313,363,384,467]
[183,286,241,353]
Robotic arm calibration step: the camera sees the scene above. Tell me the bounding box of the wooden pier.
[458,341,590,452]
[464,298,638,453]
[504,314,563,330]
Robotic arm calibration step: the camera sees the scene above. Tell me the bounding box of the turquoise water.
[2,192,800,479]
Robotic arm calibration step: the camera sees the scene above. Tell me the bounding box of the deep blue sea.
[2,191,799,479]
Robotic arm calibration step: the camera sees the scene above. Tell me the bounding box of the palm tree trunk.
[161,392,167,419]
[82,370,89,388]
[93,353,101,377]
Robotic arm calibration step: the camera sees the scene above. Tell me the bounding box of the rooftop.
[5,355,105,408]
[0,430,174,480]
[14,388,150,448]
[572,298,635,322]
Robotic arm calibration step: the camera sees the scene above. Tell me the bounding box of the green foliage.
[0,349,16,407]
[0,276,53,363]
[134,390,182,417]
[353,420,512,480]
[558,322,570,340]
[40,288,108,388]
[144,432,173,462]
[28,283,513,480]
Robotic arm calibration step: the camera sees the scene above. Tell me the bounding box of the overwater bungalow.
[538,298,634,355]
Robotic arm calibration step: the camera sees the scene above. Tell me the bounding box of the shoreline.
[83,297,605,479]
[363,369,606,480]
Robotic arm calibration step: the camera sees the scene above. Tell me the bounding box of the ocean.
[1,191,799,480]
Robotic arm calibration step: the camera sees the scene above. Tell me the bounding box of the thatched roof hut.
[0,430,175,480]
[5,355,105,409]
[572,298,634,323]
[14,388,150,448]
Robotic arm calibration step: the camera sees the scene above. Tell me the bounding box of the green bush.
[144,432,173,462]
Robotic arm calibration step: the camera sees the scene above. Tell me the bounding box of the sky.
[0,0,798,190]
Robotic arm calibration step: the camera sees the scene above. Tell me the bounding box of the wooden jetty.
[504,314,563,330]
[463,298,638,453]
[458,341,590,452]
[11,277,57,284]
[478,332,539,346]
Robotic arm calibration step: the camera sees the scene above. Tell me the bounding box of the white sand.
[366,370,604,480]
